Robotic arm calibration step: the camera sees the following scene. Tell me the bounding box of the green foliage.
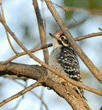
[64,0,74,20]
[88,0,102,9]
[64,0,102,20]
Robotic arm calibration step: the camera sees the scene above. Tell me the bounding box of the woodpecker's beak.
[49,33,58,40]
[49,33,55,38]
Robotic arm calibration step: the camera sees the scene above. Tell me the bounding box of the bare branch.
[40,87,45,110]
[75,32,102,41]
[99,28,102,31]
[1,5,18,55]
[0,81,42,107]
[14,80,49,110]
[0,62,102,96]
[33,0,49,64]
[1,43,52,65]
[45,0,102,83]
[0,63,91,109]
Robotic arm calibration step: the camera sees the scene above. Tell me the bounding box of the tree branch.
[75,32,102,41]
[12,80,49,110]
[1,43,52,65]
[33,0,49,64]
[0,81,42,107]
[1,4,18,55]
[0,62,102,96]
[0,62,91,109]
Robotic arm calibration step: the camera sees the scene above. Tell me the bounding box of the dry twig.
[0,5,18,55]
[33,0,49,64]
[14,80,49,110]
[1,43,52,65]
[75,32,102,41]
[0,81,42,107]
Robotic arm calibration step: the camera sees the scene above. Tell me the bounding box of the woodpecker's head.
[49,31,69,48]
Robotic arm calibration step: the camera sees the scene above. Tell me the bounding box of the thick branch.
[0,62,91,109]
[33,0,49,64]
[0,62,102,96]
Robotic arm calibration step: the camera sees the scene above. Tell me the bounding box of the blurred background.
[0,0,102,110]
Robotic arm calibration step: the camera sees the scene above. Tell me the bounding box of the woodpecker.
[48,31,84,98]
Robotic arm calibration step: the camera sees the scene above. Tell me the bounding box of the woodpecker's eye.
[64,39,68,44]
[61,36,68,44]
[61,37,64,40]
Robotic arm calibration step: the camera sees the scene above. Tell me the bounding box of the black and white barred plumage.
[48,31,84,97]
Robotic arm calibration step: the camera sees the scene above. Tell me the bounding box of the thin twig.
[75,32,102,41]
[0,81,42,107]
[99,28,102,31]
[1,5,18,55]
[14,80,49,110]
[1,43,52,65]
[40,87,44,110]
[0,16,102,96]
[45,0,102,83]
[3,75,48,109]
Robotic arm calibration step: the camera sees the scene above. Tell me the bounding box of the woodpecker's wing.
[57,46,82,82]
